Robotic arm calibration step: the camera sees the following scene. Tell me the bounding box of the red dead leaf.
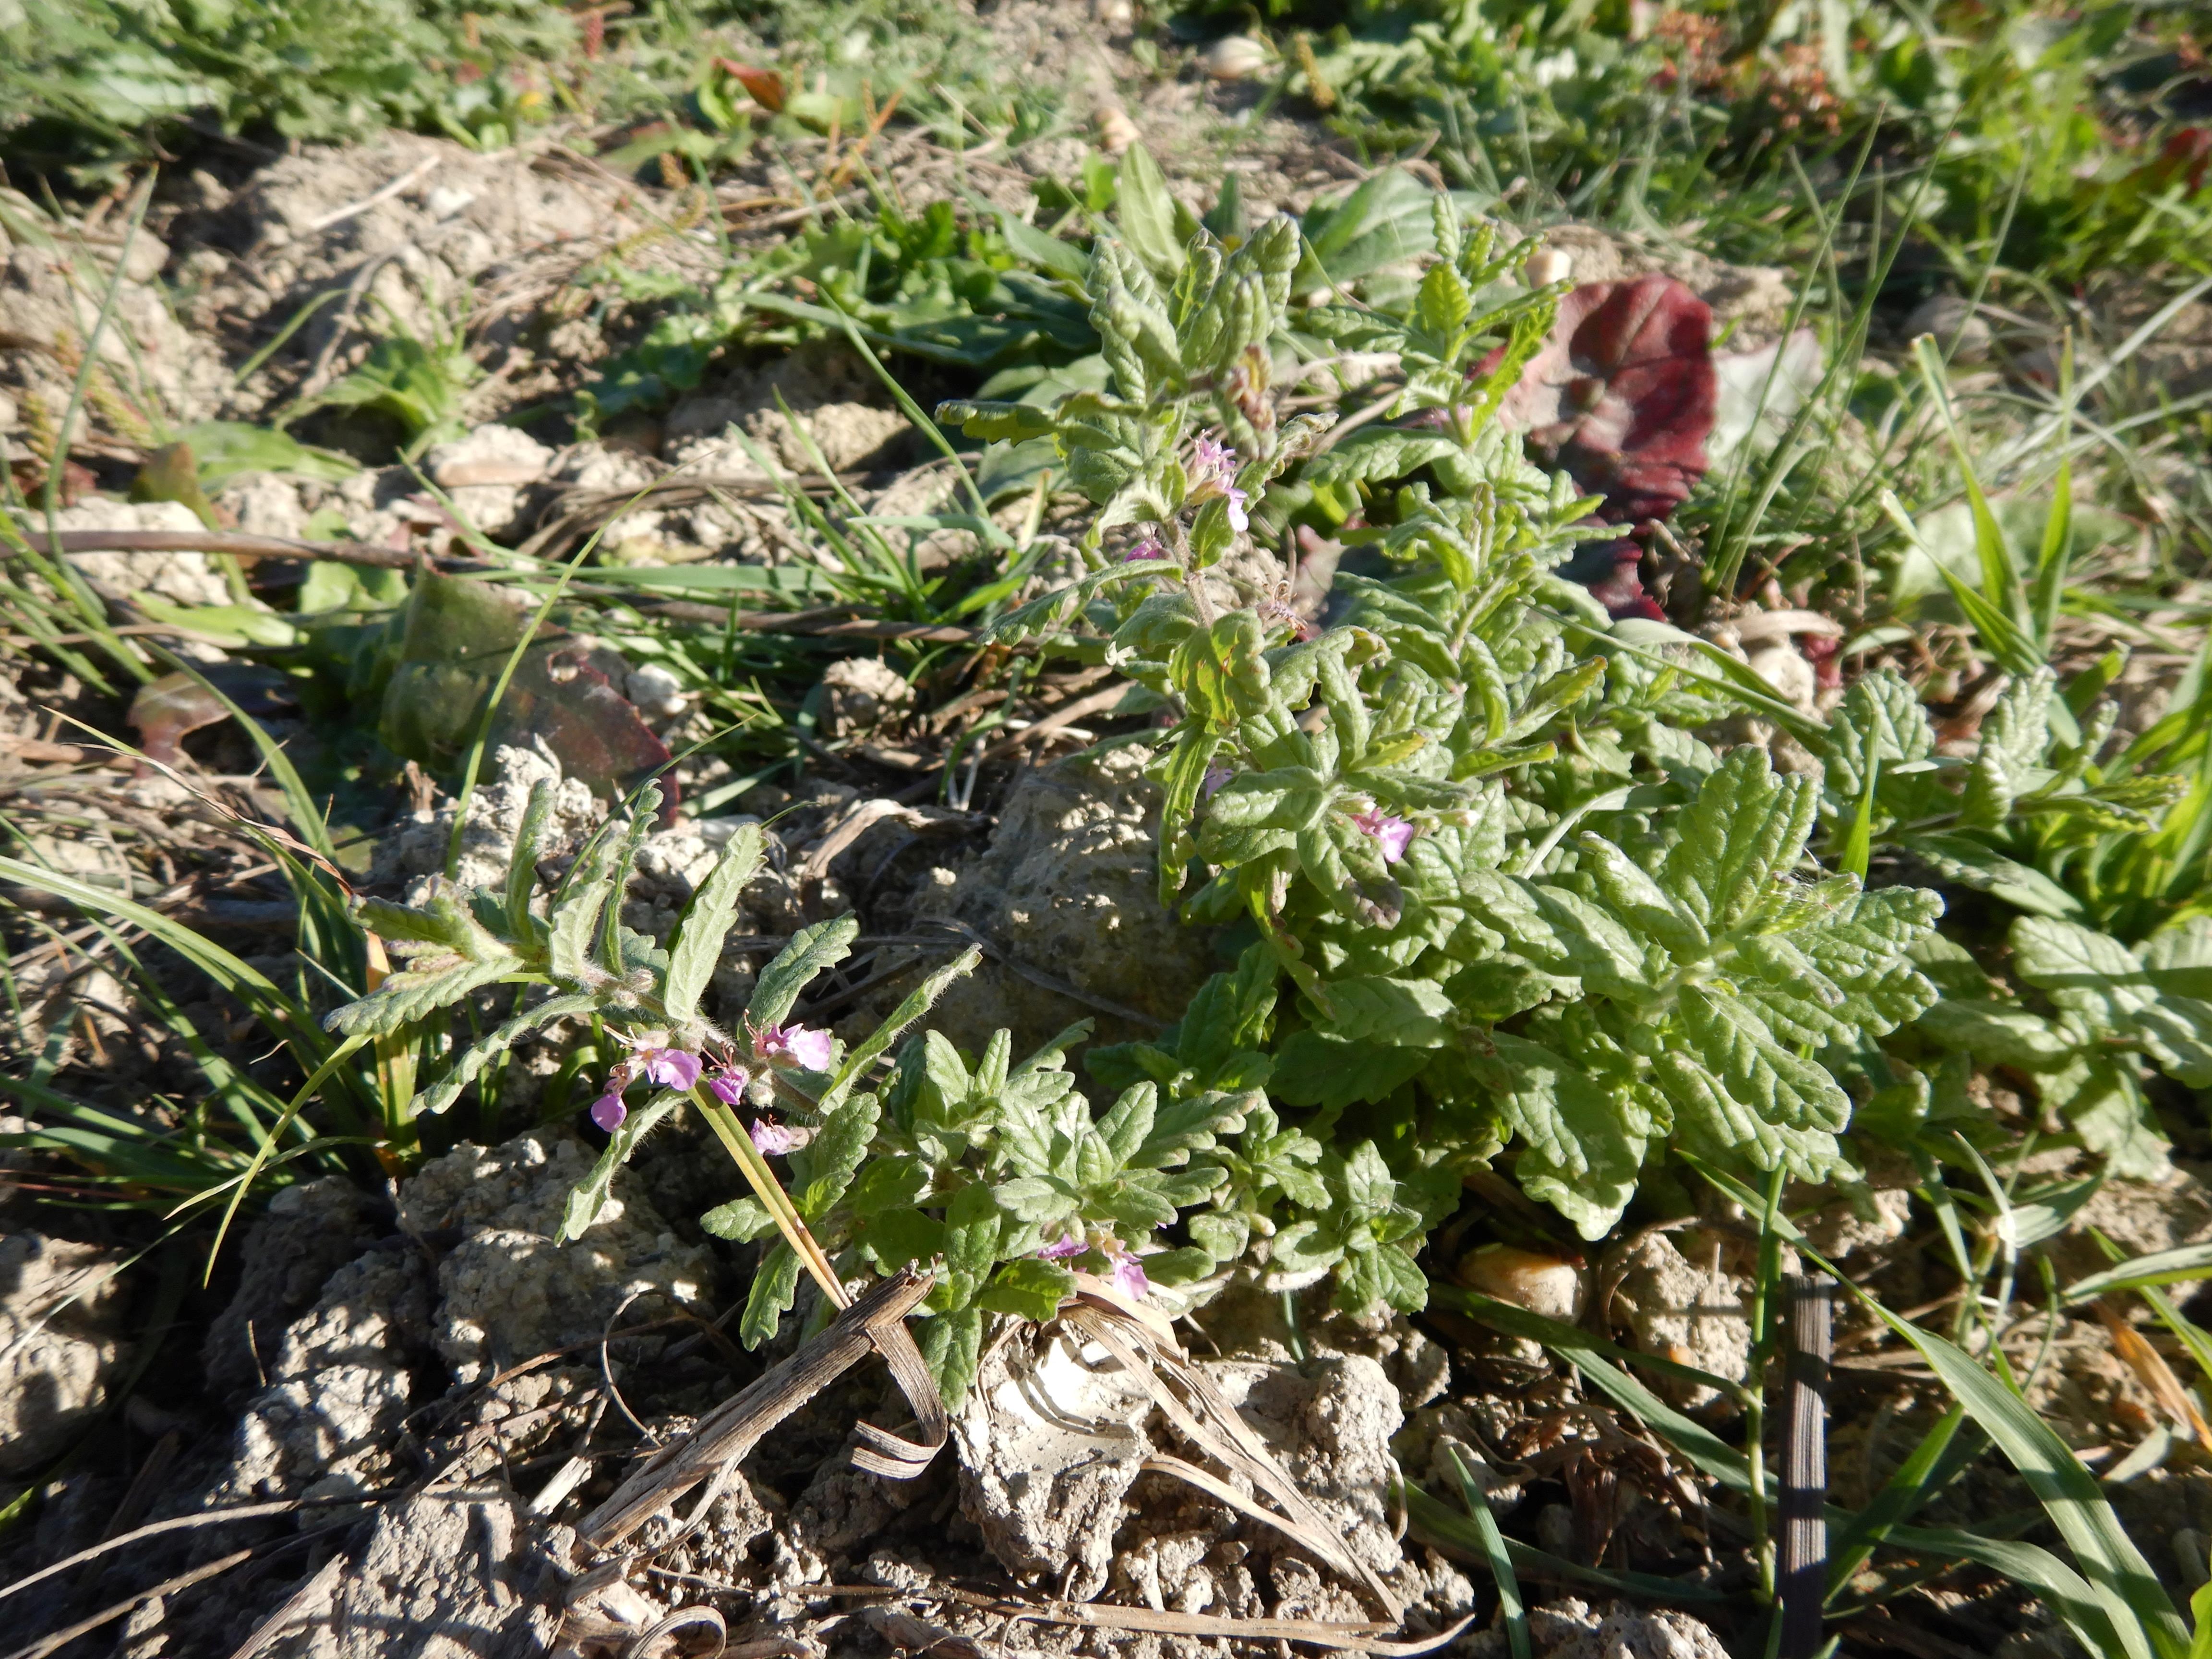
[1498,274,1717,529]
[129,663,295,765]
[714,57,786,113]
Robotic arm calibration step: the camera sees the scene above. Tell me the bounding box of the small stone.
[1200,36,1271,80]
[1524,248,1573,288]
[1455,1244,1586,1321]
[625,662,688,720]
[1905,293,1992,363]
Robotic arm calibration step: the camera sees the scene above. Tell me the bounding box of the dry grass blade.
[1064,1302,1405,1620]
[854,1587,1467,1655]
[579,1267,937,1549]
[2093,1298,2212,1445]
[852,1313,951,1479]
[3,1549,253,1659]
[1008,1602,1472,1654]
[0,1500,304,1603]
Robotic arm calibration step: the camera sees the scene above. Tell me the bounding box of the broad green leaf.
[505,779,556,938]
[1962,669,2056,830]
[1266,1030,1433,1109]
[1818,666,1934,805]
[700,1196,777,1241]
[975,1257,1077,1321]
[1315,976,1457,1047]
[1112,145,1184,280]
[1905,833,2082,918]
[325,955,516,1037]
[547,833,619,982]
[1489,1034,1645,1240]
[1662,745,1819,934]
[790,1092,880,1219]
[915,1306,984,1409]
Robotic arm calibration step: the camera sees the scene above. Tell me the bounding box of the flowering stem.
[1166,517,1215,628]
[691,1085,853,1310]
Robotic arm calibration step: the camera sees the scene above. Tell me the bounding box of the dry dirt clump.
[912,747,1221,1056]
[396,1129,721,1385]
[0,1232,131,1477]
[164,133,661,417]
[0,190,232,449]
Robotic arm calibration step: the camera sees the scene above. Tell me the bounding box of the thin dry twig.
[579,1267,939,1549]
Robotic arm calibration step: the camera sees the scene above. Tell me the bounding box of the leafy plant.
[944,192,1944,1310]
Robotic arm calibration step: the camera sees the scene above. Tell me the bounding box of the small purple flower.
[1352,806,1416,864]
[1224,487,1250,534]
[756,1022,835,1072]
[1038,1228,1086,1261]
[1125,534,1167,564]
[748,1116,808,1155]
[708,1064,751,1106]
[637,1046,702,1092]
[1110,1250,1151,1300]
[1201,762,1233,799]
[590,1091,628,1133]
[1191,436,1236,489]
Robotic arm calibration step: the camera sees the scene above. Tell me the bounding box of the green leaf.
[1112,146,1185,280]
[1962,669,2056,830]
[975,1257,1077,1322]
[505,779,556,938]
[818,946,981,1117]
[1818,667,1934,805]
[325,955,516,1038]
[557,1093,682,1242]
[740,1241,804,1349]
[1865,1306,2188,1659]
[2063,1242,2212,1305]
[1680,988,1851,1134]
[415,992,599,1115]
[700,1196,777,1241]
[1267,1030,1432,1109]
[915,1307,985,1409]
[791,1092,880,1219]
[1314,976,1457,1047]
[1490,1034,1645,1241]
[748,914,860,1028]
[1661,745,1819,935]
[663,825,765,1025]
[547,833,619,982]
[1904,833,2082,918]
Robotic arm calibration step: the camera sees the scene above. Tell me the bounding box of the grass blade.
[1448,1448,1529,1659]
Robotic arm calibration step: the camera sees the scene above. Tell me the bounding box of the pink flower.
[1125,534,1167,564]
[590,1091,628,1133]
[756,1022,835,1072]
[1038,1228,1086,1260]
[1110,1250,1151,1300]
[708,1065,751,1106]
[1352,806,1416,864]
[1224,487,1250,533]
[748,1117,809,1155]
[637,1046,702,1092]
[1192,436,1236,488]
[1201,763,1233,799]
